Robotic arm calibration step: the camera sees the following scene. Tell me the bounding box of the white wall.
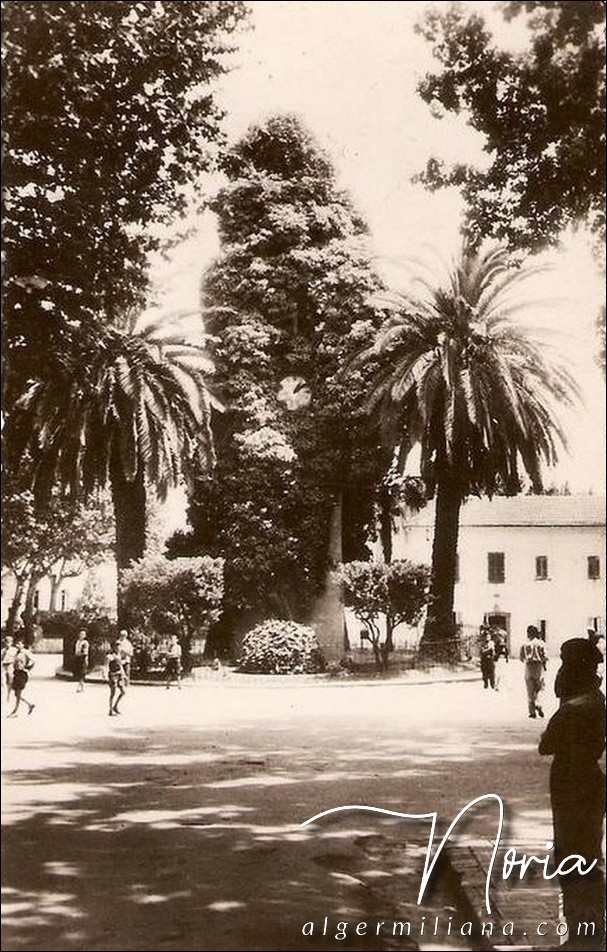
[393,521,606,656]
[1,560,117,625]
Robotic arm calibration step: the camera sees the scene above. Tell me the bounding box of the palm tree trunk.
[420,473,462,662]
[110,462,146,622]
[379,484,393,563]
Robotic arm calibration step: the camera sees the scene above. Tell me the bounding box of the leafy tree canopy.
[173,115,392,633]
[5,316,215,586]
[337,559,430,669]
[2,0,248,395]
[338,559,430,631]
[355,243,581,651]
[120,552,224,641]
[2,484,113,584]
[416,1,606,254]
[2,472,114,635]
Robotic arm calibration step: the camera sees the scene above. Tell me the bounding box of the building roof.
[403,494,606,529]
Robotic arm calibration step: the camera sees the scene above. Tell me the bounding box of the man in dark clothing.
[479,628,496,690]
[539,638,606,950]
[555,637,602,702]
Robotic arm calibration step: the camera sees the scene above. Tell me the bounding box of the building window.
[535,556,548,580]
[538,620,547,640]
[60,589,68,611]
[588,556,601,580]
[488,552,505,584]
[33,589,40,609]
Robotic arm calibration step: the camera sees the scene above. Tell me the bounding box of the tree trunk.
[419,473,462,662]
[49,560,66,613]
[311,493,346,662]
[5,576,26,638]
[110,461,146,623]
[378,485,395,669]
[22,573,42,643]
[49,575,59,614]
[380,615,394,670]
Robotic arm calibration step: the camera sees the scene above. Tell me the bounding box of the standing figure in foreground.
[479,628,496,690]
[539,638,605,950]
[73,629,90,693]
[165,635,182,690]
[6,640,35,717]
[520,624,546,717]
[105,641,126,716]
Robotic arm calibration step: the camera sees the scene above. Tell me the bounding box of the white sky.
[151,0,605,519]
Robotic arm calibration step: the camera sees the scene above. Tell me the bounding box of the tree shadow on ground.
[2,719,555,951]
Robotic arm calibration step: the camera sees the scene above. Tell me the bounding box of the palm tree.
[8,316,215,605]
[358,244,580,659]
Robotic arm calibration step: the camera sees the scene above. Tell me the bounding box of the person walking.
[6,640,36,718]
[520,624,547,717]
[479,628,496,690]
[164,635,182,690]
[1,635,18,704]
[117,629,134,686]
[73,629,90,693]
[105,641,126,716]
[539,638,605,950]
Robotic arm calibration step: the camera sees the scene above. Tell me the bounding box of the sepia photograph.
[2,2,605,950]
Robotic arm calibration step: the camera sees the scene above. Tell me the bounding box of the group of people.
[2,627,185,720]
[478,621,605,947]
[3,616,605,945]
[71,627,135,712]
[480,621,605,717]
[76,629,183,716]
[103,630,134,716]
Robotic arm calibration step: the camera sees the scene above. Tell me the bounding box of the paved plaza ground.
[1,656,590,951]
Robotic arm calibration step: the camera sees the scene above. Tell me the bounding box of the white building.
[392,494,606,657]
[1,560,117,628]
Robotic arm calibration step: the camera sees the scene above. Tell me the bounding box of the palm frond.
[354,241,580,495]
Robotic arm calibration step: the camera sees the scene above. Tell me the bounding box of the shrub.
[120,554,224,673]
[38,609,83,641]
[336,559,430,669]
[37,610,115,670]
[237,620,325,674]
